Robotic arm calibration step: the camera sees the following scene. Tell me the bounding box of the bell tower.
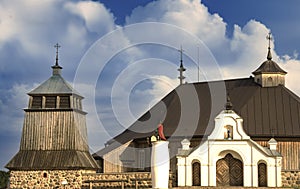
[6,44,98,188]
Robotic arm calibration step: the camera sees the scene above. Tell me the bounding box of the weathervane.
[54,43,61,66]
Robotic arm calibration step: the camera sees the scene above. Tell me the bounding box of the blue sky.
[1,0,300,170]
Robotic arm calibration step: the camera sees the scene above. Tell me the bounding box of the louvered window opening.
[60,96,70,108]
[45,96,56,108]
[31,96,42,108]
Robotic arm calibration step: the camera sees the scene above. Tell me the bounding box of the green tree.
[0,170,9,189]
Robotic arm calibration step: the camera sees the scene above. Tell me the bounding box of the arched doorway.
[258,162,267,187]
[216,153,243,186]
[192,161,201,186]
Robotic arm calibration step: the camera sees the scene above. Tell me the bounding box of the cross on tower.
[54,43,61,66]
[266,33,273,60]
[178,46,184,64]
[266,32,273,49]
[177,46,186,85]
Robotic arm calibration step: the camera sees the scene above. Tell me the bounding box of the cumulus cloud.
[64,1,115,34]
[126,0,227,50]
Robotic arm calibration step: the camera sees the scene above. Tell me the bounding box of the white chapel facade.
[177,98,282,187]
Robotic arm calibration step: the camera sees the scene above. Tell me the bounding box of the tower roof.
[28,44,82,97]
[28,73,81,96]
[252,33,287,75]
[252,59,287,75]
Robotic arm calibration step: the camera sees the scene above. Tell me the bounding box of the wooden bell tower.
[6,44,98,188]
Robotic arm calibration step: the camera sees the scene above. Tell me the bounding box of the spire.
[225,94,233,111]
[266,32,272,60]
[52,43,62,75]
[177,46,186,85]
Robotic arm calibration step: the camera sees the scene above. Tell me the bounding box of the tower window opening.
[31,96,42,108]
[60,96,70,108]
[45,96,56,108]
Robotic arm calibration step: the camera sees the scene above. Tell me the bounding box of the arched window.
[224,125,233,139]
[258,162,267,187]
[267,77,273,86]
[192,160,201,186]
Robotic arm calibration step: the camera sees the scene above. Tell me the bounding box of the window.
[138,150,145,170]
[31,96,42,108]
[224,125,233,139]
[45,96,56,108]
[60,96,70,108]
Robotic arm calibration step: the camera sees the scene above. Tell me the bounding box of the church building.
[95,36,300,188]
[5,36,300,188]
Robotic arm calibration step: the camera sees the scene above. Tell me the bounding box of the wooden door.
[216,154,243,186]
[258,163,267,187]
[229,155,243,186]
[192,161,201,186]
[216,158,230,186]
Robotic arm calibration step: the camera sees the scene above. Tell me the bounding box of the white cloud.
[64,1,115,34]
[0,83,36,133]
[221,20,272,78]
[126,0,227,49]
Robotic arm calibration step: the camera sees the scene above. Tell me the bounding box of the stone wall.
[281,171,300,188]
[82,172,152,188]
[9,169,95,189]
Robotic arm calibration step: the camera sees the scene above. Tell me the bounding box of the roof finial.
[178,45,186,85]
[266,32,273,60]
[54,43,61,66]
[225,94,233,111]
[52,43,62,75]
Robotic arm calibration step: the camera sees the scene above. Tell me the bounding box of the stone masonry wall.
[82,172,152,188]
[282,171,300,188]
[9,170,95,189]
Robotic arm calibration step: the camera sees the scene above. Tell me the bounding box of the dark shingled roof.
[252,59,287,75]
[95,77,300,156]
[6,150,99,170]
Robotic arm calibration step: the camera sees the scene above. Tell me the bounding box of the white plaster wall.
[177,110,282,187]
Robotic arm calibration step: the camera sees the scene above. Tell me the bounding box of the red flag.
[158,124,166,140]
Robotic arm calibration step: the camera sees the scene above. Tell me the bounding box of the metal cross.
[178,45,184,63]
[54,43,61,66]
[266,33,273,49]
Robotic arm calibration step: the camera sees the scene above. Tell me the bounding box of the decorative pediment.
[208,110,250,140]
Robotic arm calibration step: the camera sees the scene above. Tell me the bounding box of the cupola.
[27,43,83,111]
[252,33,287,87]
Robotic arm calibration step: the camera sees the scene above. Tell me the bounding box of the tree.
[0,170,9,189]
